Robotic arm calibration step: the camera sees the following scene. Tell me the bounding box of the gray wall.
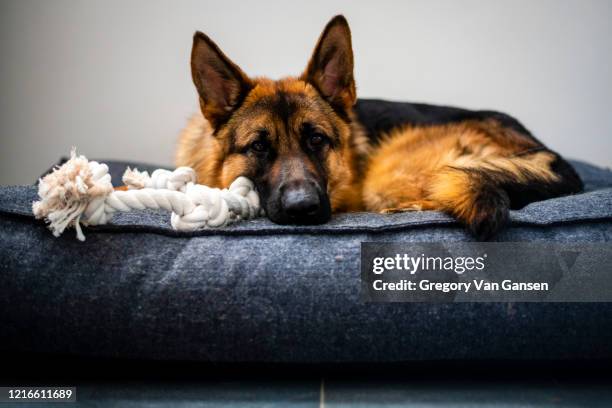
[1,0,611,185]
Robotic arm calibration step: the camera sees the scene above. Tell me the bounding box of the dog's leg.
[377,183,509,239]
[426,151,561,239]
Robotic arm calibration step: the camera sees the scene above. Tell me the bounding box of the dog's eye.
[250,140,269,153]
[307,133,327,150]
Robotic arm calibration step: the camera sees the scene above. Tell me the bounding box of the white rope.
[122,166,196,191]
[33,149,262,241]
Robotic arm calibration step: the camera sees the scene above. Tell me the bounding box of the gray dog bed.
[1,99,612,363]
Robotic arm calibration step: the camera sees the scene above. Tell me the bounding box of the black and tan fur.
[176,15,583,239]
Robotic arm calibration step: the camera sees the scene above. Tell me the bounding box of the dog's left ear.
[301,15,356,113]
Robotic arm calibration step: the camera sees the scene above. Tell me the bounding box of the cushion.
[1,99,612,363]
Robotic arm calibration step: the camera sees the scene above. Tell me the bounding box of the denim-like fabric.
[1,157,611,362]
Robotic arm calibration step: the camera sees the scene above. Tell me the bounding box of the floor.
[65,379,612,407]
[3,357,612,407]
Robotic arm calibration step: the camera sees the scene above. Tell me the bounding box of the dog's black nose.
[281,183,321,218]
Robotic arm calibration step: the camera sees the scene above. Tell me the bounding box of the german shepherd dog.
[176,15,582,239]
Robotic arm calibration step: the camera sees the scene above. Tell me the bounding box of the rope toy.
[32,149,262,241]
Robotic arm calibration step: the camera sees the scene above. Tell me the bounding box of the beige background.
[1,0,611,185]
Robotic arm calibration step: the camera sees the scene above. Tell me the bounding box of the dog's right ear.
[191,32,252,130]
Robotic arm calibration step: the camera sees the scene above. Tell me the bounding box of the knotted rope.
[33,149,262,241]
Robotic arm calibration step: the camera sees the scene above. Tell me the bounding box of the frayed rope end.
[32,148,113,241]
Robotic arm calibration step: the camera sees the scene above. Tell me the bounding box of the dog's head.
[190,15,363,224]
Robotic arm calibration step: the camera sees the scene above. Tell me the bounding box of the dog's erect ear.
[191,32,253,130]
[301,15,356,113]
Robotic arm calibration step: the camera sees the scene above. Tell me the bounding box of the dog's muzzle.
[265,179,331,225]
